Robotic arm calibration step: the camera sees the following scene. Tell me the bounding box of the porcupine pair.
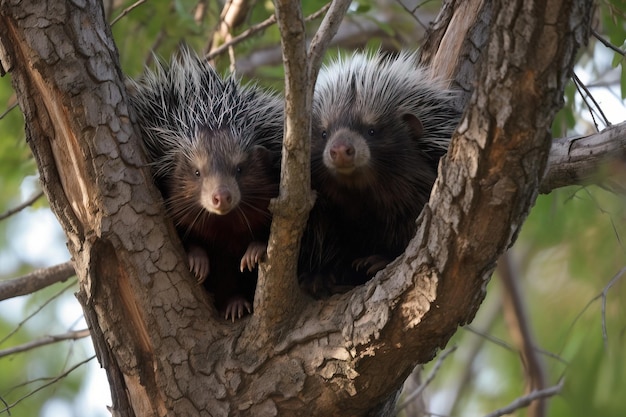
[129,49,460,319]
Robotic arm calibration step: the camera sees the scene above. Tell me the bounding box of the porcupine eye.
[194,169,201,178]
[321,130,328,140]
[367,128,375,136]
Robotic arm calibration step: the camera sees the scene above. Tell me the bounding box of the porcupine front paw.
[353,255,390,277]
[187,245,210,283]
[224,295,252,322]
[240,241,267,272]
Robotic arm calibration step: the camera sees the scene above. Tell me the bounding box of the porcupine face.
[312,81,425,194]
[312,50,460,196]
[165,126,278,241]
[192,128,245,215]
[314,111,403,190]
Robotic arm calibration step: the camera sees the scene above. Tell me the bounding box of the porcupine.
[129,49,283,320]
[299,50,461,297]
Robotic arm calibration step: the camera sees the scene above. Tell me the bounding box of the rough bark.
[247,0,352,345]
[0,1,593,417]
[540,121,626,193]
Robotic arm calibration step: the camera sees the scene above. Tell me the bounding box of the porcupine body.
[129,49,283,319]
[299,50,461,296]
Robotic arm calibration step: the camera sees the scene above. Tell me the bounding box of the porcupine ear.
[403,113,447,164]
[249,145,273,166]
[403,113,424,140]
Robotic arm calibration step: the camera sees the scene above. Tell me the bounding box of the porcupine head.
[312,50,455,199]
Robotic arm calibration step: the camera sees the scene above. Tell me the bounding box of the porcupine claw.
[187,245,210,283]
[353,255,390,277]
[240,241,267,272]
[224,295,252,322]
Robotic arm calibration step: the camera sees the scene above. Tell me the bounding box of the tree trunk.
[0,0,592,416]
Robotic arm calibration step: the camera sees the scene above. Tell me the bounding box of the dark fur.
[129,49,283,318]
[299,50,461,296]
[161,128,280,314]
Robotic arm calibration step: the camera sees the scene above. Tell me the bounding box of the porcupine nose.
[211,186,233,212]
[329,142,355,168]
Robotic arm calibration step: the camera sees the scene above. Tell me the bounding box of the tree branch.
[0,329,90,358]
[446,293,503,416]
[207,0,251,70]
[0,261,75,301]
[247,0,311,337]
[307,0,352,84]
[0,191,44,221]
[109,0,146,26]
[483,379,564,417]
[499,252,547,417]
[592,28,625,56]
[540,121,626,193]
[206,3,332,62]
[251,0,350,336]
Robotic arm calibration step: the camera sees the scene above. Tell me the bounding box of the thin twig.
[581,187,624,248]
[482,379,565,417]
[206,3,332,61]
[464,325,568,365]
[573,72,612,128]
[559,266,626,355]
[600,266,626,349]
[0,355,96,414]
[110,0,146,26]
[592,29,625,56]
[0,329,90,358]
[0,101,18,120]
[395,346,457,413]
[206,13,276,61]
[464,325,516,351]
[307,0,351,83]
[395,0,435,29]
[0,191,44,221]
[0,395,8,416]
[0,281,76,346]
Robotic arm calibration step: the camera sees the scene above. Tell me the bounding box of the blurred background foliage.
[0,1,624,416]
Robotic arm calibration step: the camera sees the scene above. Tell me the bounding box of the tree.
[0,0,624,416]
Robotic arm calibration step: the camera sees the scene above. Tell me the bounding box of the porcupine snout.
[211,185,233,211]
[323,128,371,175]
[200,176,241,215]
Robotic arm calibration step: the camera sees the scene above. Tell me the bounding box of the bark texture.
[0,0,593,416]
[540,121,626,193]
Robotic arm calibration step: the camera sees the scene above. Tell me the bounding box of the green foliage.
[0,75,35,214]
[0,281,91,417]
[600,0,626,99]
[520,187,625,281]
[111,0,212,75]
